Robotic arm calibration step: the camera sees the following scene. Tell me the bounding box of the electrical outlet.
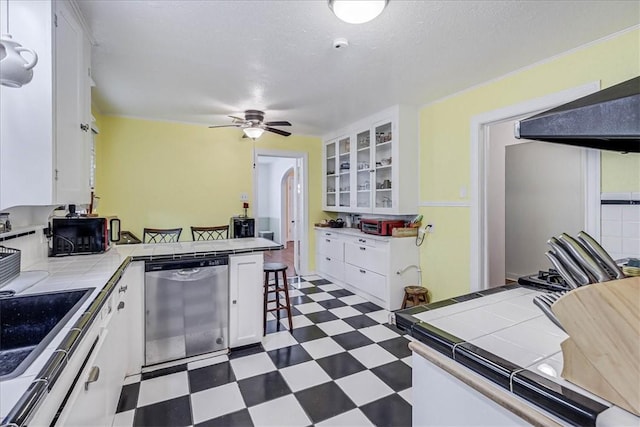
[240,193,249,201]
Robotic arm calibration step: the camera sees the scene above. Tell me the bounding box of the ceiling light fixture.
[328,0,388,24]
[243,126,265,140]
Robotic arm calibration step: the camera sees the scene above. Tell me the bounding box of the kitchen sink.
[0,288,94,381]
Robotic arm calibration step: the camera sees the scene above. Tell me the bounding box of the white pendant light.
[328,0,388,24]
[243,127,265,140]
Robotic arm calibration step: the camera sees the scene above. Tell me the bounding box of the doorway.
[254,149,309,277]
[469,81,602,291]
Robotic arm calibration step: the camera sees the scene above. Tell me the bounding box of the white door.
[292,158,303,276]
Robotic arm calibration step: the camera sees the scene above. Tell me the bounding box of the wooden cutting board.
[552,277,640,415]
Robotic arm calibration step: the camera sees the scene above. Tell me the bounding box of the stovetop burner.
[518,269,571,291]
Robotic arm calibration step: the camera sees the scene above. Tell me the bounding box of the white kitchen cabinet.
[229,253,264,348]
[315,228,420,310]
[54,0,92,205]
[0,0,91,210]
[322,105,419,215]
[56,284,133,426]
[315,229,345,282]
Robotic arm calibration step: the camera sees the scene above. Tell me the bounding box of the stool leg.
[282,269,293,331]
[275,271,282,326]
[410,294,419,307]
[401,292,409,309]
[263,271,269,336]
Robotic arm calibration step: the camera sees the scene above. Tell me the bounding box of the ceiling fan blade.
[208,124,241,128]
[264,121,292,127]
[265,127,291,137]
[228,115,245,122]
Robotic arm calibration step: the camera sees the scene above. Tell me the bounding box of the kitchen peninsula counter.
[393,284,638,426]
[0,237,281,426]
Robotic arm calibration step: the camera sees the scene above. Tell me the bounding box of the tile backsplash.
[601,192,640,260]
[0,229,49,269]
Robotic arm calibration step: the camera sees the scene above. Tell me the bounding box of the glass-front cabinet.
[324,140,337,209]
[322,105,418,215]
[338,136,351,208]
[355,129,371,210]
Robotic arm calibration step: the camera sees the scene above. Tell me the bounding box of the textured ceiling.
[78,0,640,137]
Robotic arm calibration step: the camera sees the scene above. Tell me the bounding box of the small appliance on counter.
[50,217,118,256]
[230,216,255,238]
[360,219,405,236]
[0,213,12,233]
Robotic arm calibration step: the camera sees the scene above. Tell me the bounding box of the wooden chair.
[191,225,229,241]
[143,227,182,243]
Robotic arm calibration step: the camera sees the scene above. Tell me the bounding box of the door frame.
[469,81,602,292]
[254,148,309,276]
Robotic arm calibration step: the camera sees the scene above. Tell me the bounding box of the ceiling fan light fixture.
[243,126,265,139]
[328,0,388,24]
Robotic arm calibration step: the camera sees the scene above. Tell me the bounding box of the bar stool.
[401,285,430,309]
[263,262,293,335]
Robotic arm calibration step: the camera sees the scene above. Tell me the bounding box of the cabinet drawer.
[318,255,344,282]
[344,242,387,275]
[344,264,385,300]
[318,235,344,260]
[349,235,377,248]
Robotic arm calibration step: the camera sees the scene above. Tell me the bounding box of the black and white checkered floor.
[112,276,413,427]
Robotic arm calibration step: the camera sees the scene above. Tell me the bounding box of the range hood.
[515,77,640,152]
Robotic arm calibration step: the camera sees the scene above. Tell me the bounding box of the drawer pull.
[325,232,332,236]
[326,257,331,261]
[326,239,331,242]
[358,238,366,243]
[117,301,125,311]
[85,366,100,390]
[359,269,366,274]
[359,247,366,251]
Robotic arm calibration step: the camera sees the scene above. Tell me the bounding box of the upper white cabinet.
[0,0,91,210]
[322,105,418,215]
[54,0,92,205]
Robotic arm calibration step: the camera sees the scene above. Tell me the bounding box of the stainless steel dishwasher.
[144,256,228,366]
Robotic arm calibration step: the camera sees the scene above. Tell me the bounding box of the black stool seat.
[263,263,293,335]
[264,262,288,272]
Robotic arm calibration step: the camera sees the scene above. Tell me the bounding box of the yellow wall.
[419,28,640,301]
[94,116,323,268]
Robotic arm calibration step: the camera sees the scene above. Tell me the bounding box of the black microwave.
[50,217,112,256]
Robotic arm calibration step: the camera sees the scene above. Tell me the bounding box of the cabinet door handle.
[326,257,331,261]
[326,239,331,243]
[360,247,366,251]
[119,285,128,294]
[232,300,237,305]
[85,366,100,390]
[117,301,125,311]
[359,269,366,274]
[80,123,90,132]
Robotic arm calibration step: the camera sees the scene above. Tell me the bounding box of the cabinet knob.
[80,123,90,132]
[359,269,366,274]
[326,257,331,261]
[232,300,237,305]
[119,285,128,293]
[117,301,125,311]
[85,366,100,390]
[326,239,331,243]
[359,247,366,251]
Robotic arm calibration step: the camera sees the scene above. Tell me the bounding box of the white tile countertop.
[0,237,281,423]
[394,285,639,427]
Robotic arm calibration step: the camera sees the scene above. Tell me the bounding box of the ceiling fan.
[209,110,292,139]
